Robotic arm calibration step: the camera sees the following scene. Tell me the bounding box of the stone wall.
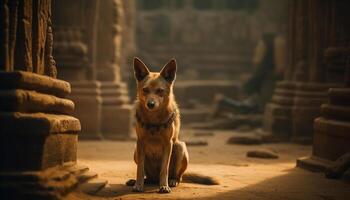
[53,0,134,139]
[0,1,95,198]
[132,0,288,121]
[263,0,348,142]
[296,0,350,174]
[135,0,288,81]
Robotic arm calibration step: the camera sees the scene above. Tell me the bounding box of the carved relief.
[1,0,56,77]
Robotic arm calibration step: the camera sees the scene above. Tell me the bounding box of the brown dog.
[128,57,217,193]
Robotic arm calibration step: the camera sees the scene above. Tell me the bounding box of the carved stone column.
[53,0,103,139]
[297,0,350,173]
[96,0,133,139]
[0,1,94,198]
[263,0,301,140]
[263,0,341,142]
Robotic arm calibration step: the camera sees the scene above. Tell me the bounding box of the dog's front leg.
[133,140,145,192]
[159,141,173,193]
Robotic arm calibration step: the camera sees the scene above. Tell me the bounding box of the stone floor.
[66,129,350,200]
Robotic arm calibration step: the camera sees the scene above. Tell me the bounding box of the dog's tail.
[182,173,219,185]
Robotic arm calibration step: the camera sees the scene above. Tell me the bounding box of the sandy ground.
[66,129,350,200]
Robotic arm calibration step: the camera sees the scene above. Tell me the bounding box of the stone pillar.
[297,0,350,172]
[0,1,94,198]
[96,0,133,139]
[263,0,341,143]
[263,0,303,140]
[53,0,103,139]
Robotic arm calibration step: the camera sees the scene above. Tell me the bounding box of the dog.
[127,57,218,193]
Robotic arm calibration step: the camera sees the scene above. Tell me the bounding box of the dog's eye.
[142,88,150,94]
[156,88,164,95]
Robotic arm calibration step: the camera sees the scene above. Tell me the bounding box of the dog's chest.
[143,134,166,159]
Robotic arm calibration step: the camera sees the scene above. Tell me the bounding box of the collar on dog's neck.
[135,109,177,132]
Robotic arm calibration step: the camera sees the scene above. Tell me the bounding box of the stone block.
[313,117,350,161]
[69,81,102,139]
[101,105,134,139]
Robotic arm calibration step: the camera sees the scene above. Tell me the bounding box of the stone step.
[0,71,71,97]
[0,89,74,114]
[0,112,80,135]
[321,104,350,121]
[77,171,98,183]
[329,88,350,106]
[79,178,108,195]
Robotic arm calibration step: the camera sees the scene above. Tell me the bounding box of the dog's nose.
[147,101,155,109]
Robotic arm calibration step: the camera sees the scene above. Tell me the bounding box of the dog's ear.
[133,57,150,81]
[160,59,177,83]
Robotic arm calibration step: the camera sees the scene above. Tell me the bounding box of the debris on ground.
[185,139,208,146]
[246,149,279,159]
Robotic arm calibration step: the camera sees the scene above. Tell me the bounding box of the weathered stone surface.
[325,153,350,179]
[227,135,262,145]
[100,82,130,106]
[263,103,293,139]
[0,1,100,199]
[79,178,108,195]
[329,88,350,105]
[69,81,102,139]
[313,118,350,161]
[246,150,279,159]
[297,156,333,172]
[321,104,350,121]
[0,71,70,97]
[0,112,80,135]
[0,164,92,200]
[101,105,133,139]
[100,82,133,139]
[0,89,74,114]
[77,171,98,183]
[0,133,77,171]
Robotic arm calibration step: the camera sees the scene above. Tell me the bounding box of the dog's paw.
[159,185,171,193]
[169,179,178,187]
[132,184,144,192]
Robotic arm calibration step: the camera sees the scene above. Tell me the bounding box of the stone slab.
[69,89,102,140]
[313,118,350,161]
[297,156,333,172]
[0,89,74,114]
[0,112,80,135]
[0,164,92,200]
[0,133,77,171]
[0,71,71,97]
[79,178,108,195]
[101,105,133,139]
[246,150,279,159]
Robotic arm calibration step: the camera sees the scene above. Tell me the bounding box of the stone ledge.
[297,156,333,172]
[294,82,339,91]
[0,112,81,135]
[0,71,71,97]
[314,117,350,139]
[70,81,100,88]
[329,88,350,105]
[321,104,350,120]
[101,96,129,105]
[0,164,94,200]
[275,81,297,89]
[0,89,74,114]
